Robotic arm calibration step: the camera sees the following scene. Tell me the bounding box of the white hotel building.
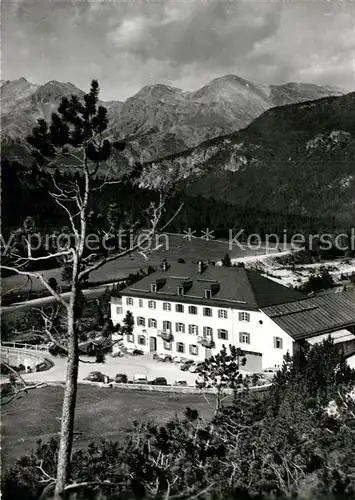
[111,261,355,370]
[110,260,355,371]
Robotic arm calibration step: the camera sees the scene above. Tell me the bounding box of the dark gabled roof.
[262,290,355,340]
[120,263,305,310]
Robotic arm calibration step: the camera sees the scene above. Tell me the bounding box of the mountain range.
[0,74,344,162]
[145,92,355,226]
[2,74,354,226]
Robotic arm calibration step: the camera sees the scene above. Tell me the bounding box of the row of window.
[127,335,200,355]
[152,283,214,299]
[122,299,251,322]
[132,317,283,348]
[128,334,284,350]
[135,318,229,339]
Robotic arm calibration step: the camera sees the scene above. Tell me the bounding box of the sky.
[2,0,355,101]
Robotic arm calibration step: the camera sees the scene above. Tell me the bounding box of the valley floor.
[228,251,355,289]
[1,384,213,469]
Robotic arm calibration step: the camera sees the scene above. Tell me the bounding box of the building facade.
[110,261,304,370]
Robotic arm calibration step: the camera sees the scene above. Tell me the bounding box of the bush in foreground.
[2,339,355,500]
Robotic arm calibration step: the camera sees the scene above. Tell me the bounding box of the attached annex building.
[110,261,355,371]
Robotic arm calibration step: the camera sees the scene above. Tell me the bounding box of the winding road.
[1,283,116,316]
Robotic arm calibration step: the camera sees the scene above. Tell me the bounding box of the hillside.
[1,75,343,163]
[144,92,355,225]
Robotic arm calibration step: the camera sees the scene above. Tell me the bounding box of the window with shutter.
[176,323,185,333]
[239,312,250,322]
[176,342,185,353]
[138,336,146,345]
[163,321,171,331]
[189,344,198,355]
[203,327,213,338]
[188,325,198,335]
[218,329,228,340]
[239,332,250,344]
[274,337,283,349]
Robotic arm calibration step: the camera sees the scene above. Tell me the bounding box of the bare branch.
[11,249,73,262]
[78,198,183,281]
[37,460,56,483]
[2,274,33,297]
[160,203,184,232]
[51,196,80,239]
[0,266,69,309]
[31,306,123,362]
[64,481,122,492]
[1,363,47,406]
[92,156,123,191]
[78,230,155,280]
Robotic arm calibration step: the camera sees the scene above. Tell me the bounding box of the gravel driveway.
[20,351,199,386]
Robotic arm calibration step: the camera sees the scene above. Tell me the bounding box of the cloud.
[1,0,354,100]
[244,2,355,88]
[107,2,281,67]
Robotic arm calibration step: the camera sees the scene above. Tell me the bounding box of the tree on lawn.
[221,253,231,267]
[0,80,182,497]
[121,310,134,337]
[197,344,246,413]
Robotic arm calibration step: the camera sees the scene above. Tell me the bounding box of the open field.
[237,253,355,288]
[1,233,283,294]
[1,285,112,321]
[1,384,214,469]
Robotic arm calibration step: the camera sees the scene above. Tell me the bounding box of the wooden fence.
[1,341,50,352]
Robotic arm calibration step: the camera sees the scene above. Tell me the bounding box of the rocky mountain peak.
[1,73,346,163]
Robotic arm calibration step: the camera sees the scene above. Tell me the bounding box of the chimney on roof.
[197,260,205,274]
[161,259,169,272]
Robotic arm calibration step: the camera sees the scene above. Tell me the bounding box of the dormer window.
[204,289,212,299]
[151,284,157,292]
[177,286,184,296]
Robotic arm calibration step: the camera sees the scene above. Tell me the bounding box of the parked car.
[115,373,128,384]
[180,360,194,371]
[133,374,148,384]
[262,367,279,380]
[195,374,228,388]
[111,350,124,358]
[195,375,206,388]
[173,379,187,386]
[84,371,106,382]
[154,353,172,362]
[132,348,144,356]
[189,361,205,373]
[173,356,188,364]
[252,374,269,386]
[150,377,168,386]
[48,343,67,357]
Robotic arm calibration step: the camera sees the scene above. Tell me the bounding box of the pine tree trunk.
[54,283,79,498]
